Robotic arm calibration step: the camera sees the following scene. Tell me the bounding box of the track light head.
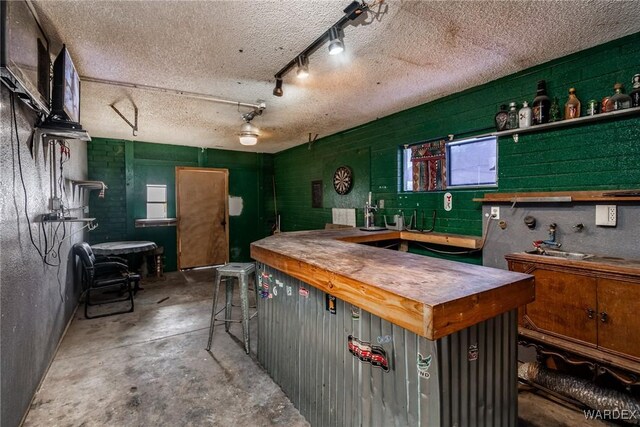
[328,27,344,55]
[344,1,365,20]
[296,56,309,79]
[273,78,283,97]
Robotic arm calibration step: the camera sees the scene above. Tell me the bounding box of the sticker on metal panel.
[468,343,478,361]
[417,353,432,379]
[276,279,284,287]
[272,286,278,297]
[259,290,269,299]
[286,286,293,296]
[262,283,269,291]
[347,335,390,372]
[299,287,309,298]
[268,293,273,299]
[376,335,392,345]
[351,305,360,320]
[326,294,337,314]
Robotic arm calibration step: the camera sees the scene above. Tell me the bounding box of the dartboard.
[333,166,353,195]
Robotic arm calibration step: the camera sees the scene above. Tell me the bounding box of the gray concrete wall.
[482,202,640,365]
[1,86,87,427]
[482,202,640,269]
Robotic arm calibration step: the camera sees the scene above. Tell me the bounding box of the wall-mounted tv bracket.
[110,100,138,136]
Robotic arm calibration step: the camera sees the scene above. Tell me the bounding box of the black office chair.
[73,242,140,319]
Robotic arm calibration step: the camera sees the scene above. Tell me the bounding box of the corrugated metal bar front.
[256,264,517,427]
[438,308,518,427]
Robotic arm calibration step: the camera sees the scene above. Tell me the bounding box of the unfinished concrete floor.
[24,269,612,427]
[23,269,308,426]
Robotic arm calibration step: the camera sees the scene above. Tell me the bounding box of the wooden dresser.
[506,251,640,385]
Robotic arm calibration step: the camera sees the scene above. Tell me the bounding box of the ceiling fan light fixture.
[328,27,344,55]
[239,122,259,146]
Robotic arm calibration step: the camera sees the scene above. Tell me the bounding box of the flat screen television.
[0,0,50,113]
[51,45,81,125]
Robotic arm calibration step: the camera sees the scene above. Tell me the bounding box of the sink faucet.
[533,223,562,251]
[364,192,378,229]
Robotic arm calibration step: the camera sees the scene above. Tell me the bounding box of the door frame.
[176,166,229,270]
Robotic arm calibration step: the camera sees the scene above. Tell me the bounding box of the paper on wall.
[332,208,356,227]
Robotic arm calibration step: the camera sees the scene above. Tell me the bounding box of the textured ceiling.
[32,0,640,154]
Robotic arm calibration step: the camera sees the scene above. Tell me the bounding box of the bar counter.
[251,228,534,340]
[250,228,535,426]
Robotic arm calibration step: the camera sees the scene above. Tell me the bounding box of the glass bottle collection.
[494,73,639,131]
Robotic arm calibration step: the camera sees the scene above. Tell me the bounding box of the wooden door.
[176,167,229,269]
[523,268,597,346]
[597,278,640,359]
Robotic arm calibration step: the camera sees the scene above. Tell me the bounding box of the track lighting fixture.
[296,55,310,79]
[328,27,344,56]
[273,78,283,97]
[272,1,374,97]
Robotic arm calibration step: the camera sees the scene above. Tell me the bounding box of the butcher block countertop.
[251,228,534,340]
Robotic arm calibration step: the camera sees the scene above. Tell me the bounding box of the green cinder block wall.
[88,139,273,271]
[274,32,640,264]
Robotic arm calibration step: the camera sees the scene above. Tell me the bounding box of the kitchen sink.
[525,249,594,260]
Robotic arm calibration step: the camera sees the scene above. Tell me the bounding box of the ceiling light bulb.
[296,56,309,79]
[328,40,344,55]
[239,122,259,146]
[273,78,283,97]
[328,27,344,55]
[239,135,258,146]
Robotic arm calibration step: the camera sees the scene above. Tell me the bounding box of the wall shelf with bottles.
[486,106,640,142]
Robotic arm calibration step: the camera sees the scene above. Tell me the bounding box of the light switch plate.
[595,205,617,227]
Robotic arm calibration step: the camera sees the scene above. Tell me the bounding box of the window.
[401,136,497,191]
[146,184,167,219]
[446,136,497,188]
[402,147,414,191]
[402,139,447,192]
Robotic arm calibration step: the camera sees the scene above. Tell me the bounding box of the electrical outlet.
[595,205,617,227]
[49,197,62,211]
[379,199,384,209]
[490,206,500,220]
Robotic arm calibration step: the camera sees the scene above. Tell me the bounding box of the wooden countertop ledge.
[251,228,534,340]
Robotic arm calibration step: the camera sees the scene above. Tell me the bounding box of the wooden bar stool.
[206,262,258,354]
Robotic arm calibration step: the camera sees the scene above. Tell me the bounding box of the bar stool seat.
[206,262,258,354]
